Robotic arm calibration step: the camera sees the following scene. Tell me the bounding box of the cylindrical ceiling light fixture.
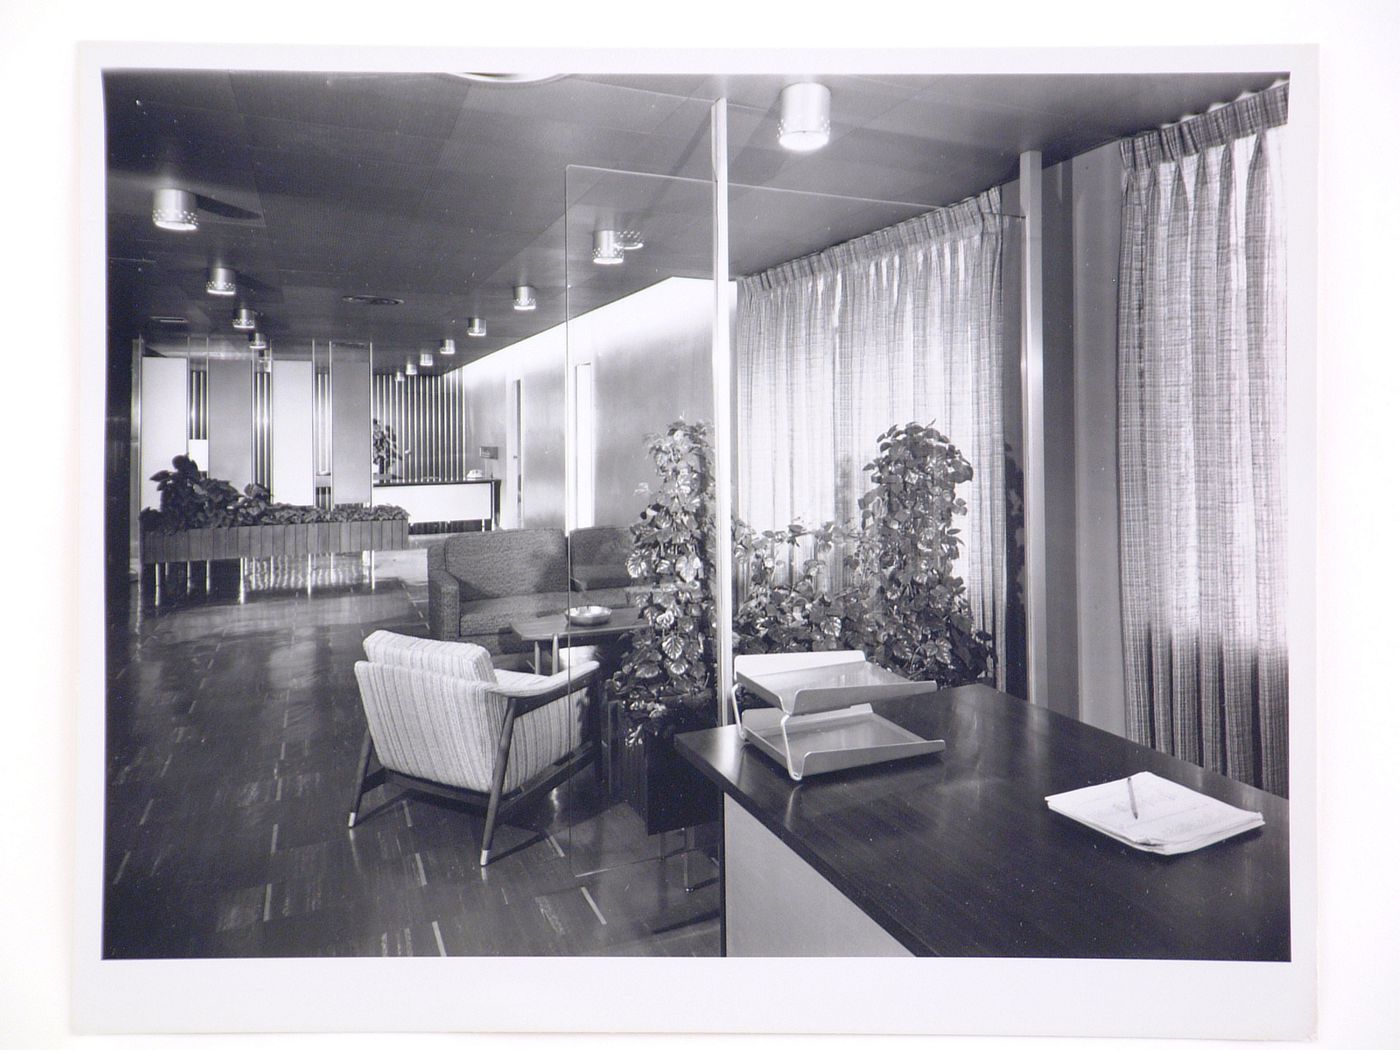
[778,82,832,152]
[439,338,456,355]
[512,284,537,311]
[232,306,257,331]
[592,229,624,266]
[206,265,237,297]
[466,317,487,338]
[420,352,434,368]
[395,370,405,384]
[405,360,418,377]
[152,187,198,231]
[248,330,268,352]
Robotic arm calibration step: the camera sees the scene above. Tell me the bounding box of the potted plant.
[733,421,993,688]
[845,421,994,685]
[608,420,720,834]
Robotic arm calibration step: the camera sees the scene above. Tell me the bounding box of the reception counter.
[371,478,500,530]
[675,684,1290,959]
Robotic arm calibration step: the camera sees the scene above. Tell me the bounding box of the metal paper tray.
[739,704,946,781]
[737,661,935,716]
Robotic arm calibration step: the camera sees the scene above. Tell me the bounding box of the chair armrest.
[427,571,461,640]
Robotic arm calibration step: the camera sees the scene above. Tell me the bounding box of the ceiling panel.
[106,68,1288,367]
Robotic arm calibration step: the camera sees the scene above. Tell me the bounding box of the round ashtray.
[566,605,612,626]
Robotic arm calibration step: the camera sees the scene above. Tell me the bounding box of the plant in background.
[139,454,243,532]
[733,519,862,656]
[371,418,401,478]
[610,420,717,743]
[846,421,993,685]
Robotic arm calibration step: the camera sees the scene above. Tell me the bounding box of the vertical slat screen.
[252,367,271,490]
[187,368,207,441]
[370,372,470,483]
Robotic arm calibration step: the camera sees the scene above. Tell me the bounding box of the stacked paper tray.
[733,652,945,781]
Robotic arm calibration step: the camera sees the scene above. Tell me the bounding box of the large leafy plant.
[846,422,993,685]
[610,421,717,742]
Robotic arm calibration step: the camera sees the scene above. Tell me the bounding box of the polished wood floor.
[104,548,720,958]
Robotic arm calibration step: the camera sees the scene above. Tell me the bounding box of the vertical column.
[711,98,735,722]
[1020,150,1050,709]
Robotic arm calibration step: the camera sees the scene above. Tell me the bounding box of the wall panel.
[271,359,315,505]
[207,353,253,492]
[138,356,187,512]
[330,342,371,504]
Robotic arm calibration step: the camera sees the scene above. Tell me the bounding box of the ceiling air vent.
[341,294,405,306]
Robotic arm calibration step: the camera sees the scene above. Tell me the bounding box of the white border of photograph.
[74,40,1318,1040]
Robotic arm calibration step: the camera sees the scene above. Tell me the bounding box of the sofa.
[427,526,633,655]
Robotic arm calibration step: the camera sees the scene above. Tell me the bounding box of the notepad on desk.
[1045,771,1265,855]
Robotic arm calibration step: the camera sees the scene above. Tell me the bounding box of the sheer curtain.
[1118,83,1289,795]
[736,187,1008,686]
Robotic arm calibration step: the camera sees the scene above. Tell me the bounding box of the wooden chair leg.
[479,700,520,866]
[347,728,374,828]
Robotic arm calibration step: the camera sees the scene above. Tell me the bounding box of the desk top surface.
[676,684,1290,960]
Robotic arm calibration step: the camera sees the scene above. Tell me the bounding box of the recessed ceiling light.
[512,285,537,311]
[466,317,486,337]
[150,315,188,325]
[152,187,198,232]
[593,229,624,266]
[439,338,456,355]
[778,82,832,152]
[232,307,257,331]
[206,265,237,297]
[340,294,405,306]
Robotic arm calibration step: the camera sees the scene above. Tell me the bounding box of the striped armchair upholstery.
[349,630,599,865]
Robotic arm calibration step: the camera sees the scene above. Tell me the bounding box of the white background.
[4,1,1396,1046]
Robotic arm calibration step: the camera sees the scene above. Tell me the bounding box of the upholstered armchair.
[350,630,599,866]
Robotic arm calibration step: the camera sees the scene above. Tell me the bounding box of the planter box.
[615,723,720,836]
[141,520,409,565]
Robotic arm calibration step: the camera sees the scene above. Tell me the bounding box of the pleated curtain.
[736,187,1008,687]
[1117,83,1289,795]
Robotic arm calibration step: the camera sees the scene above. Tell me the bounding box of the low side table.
[509,605,643,674]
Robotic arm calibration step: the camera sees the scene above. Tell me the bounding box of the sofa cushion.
[459,592,571,652]
[443,529,568,600]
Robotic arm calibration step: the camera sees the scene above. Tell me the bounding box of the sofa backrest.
[567,526,633,590]
[442,528,568,599]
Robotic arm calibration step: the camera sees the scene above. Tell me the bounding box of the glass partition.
[559,162,721,904]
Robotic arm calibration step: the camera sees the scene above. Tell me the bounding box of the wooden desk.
[675,684,1289,959]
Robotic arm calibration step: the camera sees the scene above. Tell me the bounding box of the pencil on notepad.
[1126,775,1139,819]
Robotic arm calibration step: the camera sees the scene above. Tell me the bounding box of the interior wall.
[455,277,714,533]
[330,343,372,505]
[570,278,714,528]
[454,325,567,530]
[138,356,187,515]
[270,359,315,505]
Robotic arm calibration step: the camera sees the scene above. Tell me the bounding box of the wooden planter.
[615,725,720,836]
[141,519,408,564]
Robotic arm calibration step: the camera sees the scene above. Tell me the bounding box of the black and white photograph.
[5,3,1399,1047]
